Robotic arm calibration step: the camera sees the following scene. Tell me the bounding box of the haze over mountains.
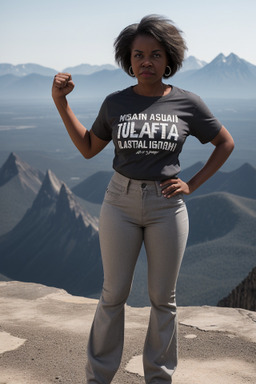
[0,153,255,307]
[0,53,256,99]
[0,62,117,77]
[0,56,205,77]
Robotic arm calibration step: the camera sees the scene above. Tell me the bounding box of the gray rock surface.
[0,281,255,383]
[218,266,256,311]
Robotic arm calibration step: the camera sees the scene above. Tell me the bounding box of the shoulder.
[103,87,132,103]
[171,85,202,106]
[170,86,214,115]
[96,87,133,119]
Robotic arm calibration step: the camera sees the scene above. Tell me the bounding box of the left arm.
[161,126,235,198]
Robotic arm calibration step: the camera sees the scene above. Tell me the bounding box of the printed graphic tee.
[91,86,222,180]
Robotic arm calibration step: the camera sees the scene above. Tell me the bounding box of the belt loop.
[125,179,130,193]
[155,181,162,197]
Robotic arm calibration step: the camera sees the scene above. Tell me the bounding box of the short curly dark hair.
[114,14,187,78]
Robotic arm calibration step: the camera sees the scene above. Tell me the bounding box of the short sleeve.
[189,97,222,144]
[91,98,112,141]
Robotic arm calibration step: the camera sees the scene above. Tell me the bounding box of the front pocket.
[104,180,125,202]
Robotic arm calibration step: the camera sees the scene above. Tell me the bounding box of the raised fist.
[52,73,75,99]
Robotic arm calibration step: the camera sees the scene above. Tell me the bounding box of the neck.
[133,82,171,97]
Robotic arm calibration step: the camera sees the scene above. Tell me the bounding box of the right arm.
[52,73,109,159]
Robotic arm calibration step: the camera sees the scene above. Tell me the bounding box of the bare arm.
[160,126,235,198]
[52,73,109,159]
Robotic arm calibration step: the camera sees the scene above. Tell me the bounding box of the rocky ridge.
[218,267,256,311]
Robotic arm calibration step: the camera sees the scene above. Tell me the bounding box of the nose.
[141,57,152,67]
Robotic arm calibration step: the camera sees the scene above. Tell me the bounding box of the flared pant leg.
[86,187,144,384]
[143,196,189,384]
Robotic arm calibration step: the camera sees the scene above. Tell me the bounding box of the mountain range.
[0,53,255,99]
[0,56,204,77]
[173,53,256,98]
[0,153,255,307]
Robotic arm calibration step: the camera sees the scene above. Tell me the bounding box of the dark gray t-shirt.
[92,86,222,180]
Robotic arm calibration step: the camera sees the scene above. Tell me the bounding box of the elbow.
[81,146,99,159]
[81,131,95,159]
[217,126,235,156]
[227,136,235,155]
[221,138,234,160]
[222,126,235,154]
[82,151,94,160]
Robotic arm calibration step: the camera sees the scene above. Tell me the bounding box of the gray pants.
[86,172,189,384]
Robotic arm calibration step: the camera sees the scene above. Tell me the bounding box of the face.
[130,34,168,85]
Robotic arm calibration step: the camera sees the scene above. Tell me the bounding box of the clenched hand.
[52,73,75,100]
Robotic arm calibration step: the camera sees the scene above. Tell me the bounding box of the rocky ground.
[0,281,255,384]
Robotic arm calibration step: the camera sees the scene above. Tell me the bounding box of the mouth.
[139,71,155,77]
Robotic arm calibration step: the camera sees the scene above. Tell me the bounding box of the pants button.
[141,183,147,188]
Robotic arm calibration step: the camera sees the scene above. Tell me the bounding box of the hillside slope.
[0,153,44,235]
[0,170,102,296]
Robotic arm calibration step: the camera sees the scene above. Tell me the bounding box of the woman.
[52,15,234,384]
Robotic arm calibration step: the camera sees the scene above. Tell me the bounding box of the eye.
[134,53,142,58]
[153,53,161,58]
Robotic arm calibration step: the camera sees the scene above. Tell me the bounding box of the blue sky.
[1,0,256,70]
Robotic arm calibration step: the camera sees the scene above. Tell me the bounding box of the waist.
[111,171,163,196]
